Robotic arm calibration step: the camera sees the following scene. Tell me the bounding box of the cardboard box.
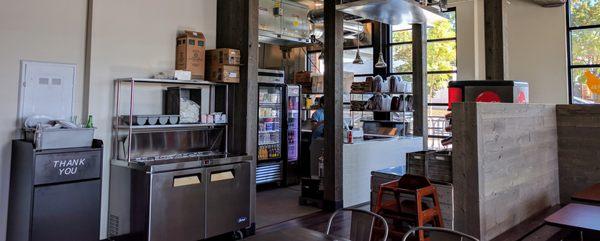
[311,75,324,93]
[293,71,312,84]
[206,64,240,83]
[176,31,206,79]
[206,48,241,65]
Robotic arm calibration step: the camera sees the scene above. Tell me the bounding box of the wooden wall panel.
[556,105,600,203]
[453,103,559,241]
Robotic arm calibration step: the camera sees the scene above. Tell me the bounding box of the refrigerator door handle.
[173,174,202,187]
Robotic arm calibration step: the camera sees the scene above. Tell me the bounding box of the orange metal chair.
[374,174,444,241]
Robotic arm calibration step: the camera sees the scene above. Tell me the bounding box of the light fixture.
[374,22,387,69]
[353,33,364,65]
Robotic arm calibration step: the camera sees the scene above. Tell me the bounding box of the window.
[389,9,457,149]
[307,48,375,127]
[567,0,600,104]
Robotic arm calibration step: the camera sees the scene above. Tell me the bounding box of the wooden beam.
[216,0,259,227]
[484,0,505,80]
[412,24,428,149]
[323,0,344,210]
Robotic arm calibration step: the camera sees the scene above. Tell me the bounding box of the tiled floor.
[255,185,321,228]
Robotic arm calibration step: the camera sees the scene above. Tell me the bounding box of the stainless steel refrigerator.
[256,83,301,186]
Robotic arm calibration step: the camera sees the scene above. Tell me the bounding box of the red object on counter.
[448,87,463,110]
[475,91,501,102]
[447,80,529,110]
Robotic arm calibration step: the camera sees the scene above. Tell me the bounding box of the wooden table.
[243,227,349,241]
[545,203,600,233]
[572,183,600,205]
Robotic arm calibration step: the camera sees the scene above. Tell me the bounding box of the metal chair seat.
[401,227,480,241]
[326,208,389,241]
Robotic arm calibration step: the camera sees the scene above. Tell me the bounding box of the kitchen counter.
[342,136,423,207]
[111,153,251,173]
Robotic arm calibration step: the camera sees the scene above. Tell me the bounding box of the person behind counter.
[311,96,325,139]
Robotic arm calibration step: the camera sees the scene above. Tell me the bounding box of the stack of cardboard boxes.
[293,71,312,93]
[205,48,241,83]
[175,30,240,83]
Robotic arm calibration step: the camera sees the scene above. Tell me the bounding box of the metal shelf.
[258,142,280,146]
[258,130,280,133]
[116,123,227,130]
[115,78,226,86]
[361,120,410,123]
[257,157,283,162]
[350,110,414,113]
[113,77,230,163]
[350,91,413,95]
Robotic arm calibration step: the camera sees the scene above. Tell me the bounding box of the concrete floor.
[255,185,321,228]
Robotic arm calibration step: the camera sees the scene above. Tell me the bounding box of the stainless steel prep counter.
[109,153,253,241]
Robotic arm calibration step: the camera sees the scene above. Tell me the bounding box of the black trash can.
[7,140,103,241]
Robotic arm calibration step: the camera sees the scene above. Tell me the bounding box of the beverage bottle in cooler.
[268,146,272,158]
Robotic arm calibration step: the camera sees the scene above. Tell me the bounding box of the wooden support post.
[412,23,428,149]
[323,0,344,210]
[216,0,259,226]
[484,0,505,80]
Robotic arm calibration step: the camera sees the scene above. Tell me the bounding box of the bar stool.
[374,174,444,241]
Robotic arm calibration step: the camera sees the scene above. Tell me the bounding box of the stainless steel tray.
[25,128,94,150]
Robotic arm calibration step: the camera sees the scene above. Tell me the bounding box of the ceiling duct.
[531,0,566,7]
[336,0,447,26]
[309,8,366,42]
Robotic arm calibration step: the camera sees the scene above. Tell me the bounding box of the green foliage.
[569,0,600,102]
[390,11,457,98]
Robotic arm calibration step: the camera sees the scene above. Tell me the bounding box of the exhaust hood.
[336,0,447,27]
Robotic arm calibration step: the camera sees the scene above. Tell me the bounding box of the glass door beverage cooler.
[256,84,301,186]
[257,84,284,185]
[284,85,301,185]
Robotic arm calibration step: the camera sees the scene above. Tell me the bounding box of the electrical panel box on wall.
[19,61,75,123]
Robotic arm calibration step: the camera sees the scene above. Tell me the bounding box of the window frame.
[387,7,458,106]
[566,1,600,104]
[388,8,457,148]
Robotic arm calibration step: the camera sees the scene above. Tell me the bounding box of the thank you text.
[53,158,86,176]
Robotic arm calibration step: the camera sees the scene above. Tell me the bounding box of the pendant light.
[352,33,364,64]
[319,42,325,60]
[374,22,387,69]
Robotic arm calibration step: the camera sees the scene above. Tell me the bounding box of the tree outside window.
[568,0,600,103]
[390,9,457,149]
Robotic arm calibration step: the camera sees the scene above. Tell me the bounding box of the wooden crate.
[427,150,452,183]
[406,151,433,176]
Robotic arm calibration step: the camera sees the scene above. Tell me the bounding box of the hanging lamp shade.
[353,50,364,64]
[353,36,364,65]
[375,52,387,68]
[375,22,387,68]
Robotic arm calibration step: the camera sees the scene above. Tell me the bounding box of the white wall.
[450,0,568,104]
[451,0,486,80]
[505,0,569,104]
[87,0,217,238]
[0,1,88,241]
[0,0,217,240]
